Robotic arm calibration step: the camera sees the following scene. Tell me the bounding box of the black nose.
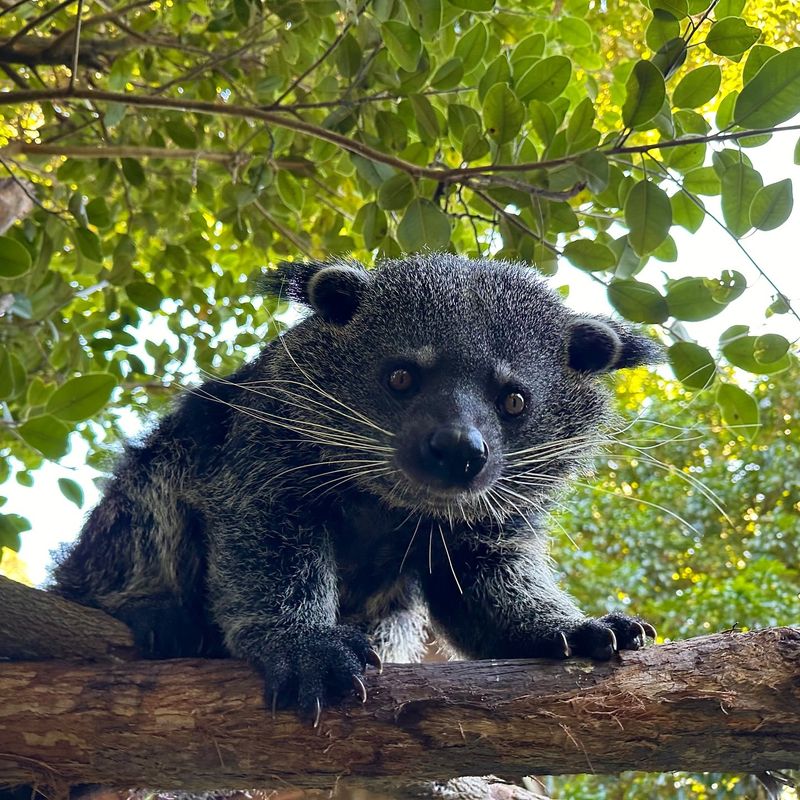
[422,425,489,485]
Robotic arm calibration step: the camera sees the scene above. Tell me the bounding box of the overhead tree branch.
[3,88,800,186]
[0,141,316,172]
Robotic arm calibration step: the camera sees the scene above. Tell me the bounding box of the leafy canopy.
[0,3,798,544]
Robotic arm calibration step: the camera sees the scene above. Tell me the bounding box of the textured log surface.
[1,627,798,797]
[0,576,135,661]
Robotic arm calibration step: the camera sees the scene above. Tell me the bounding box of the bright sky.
[8,130,800,587]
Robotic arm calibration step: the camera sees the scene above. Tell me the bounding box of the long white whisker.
[438,522,464,595]
[399,516,423,575]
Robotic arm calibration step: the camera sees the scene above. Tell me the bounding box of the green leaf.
[749,178,793,231]
[18,415,71,459]
[336,32,362,77]
[478,55,511,103]
[562,239,617,272]
[461,124,490,162]
[405,0,442,39]
[410,93,440,141]
[707,269,746,304]
[510,33,545,66]
[646,11,680,52]
[58,477,84,508]
[622,60,666,128]
[126,280,164,311]
[0,347,13,399]
[567,97,596,143]
[742,44,779,84]
[650,0,688,17]
[377,173,416,210]
[396,198,451,251]
[85,197,112,229]
[666,277,725,321]
[0,236,32,278]
[672,65,721,108]
[753,333,790,364]
[607,279,669,323]
[165,119,198,148]
[734,48,800,127]
[715,0,745,15]
[46,373,117,422]
[624,180,672,256]
[120,158,146,187]
[721,328,792,374]
[447,0,494,9]
[558,16,592,47]
[515,55,572,102]
[576,151,609,193]
[671,190,704,232]
[482,83,524,144]
[430,57,464,89]
[668,341,716,389]
[528,100,557,145]
[717,383,760,438]
[354,202,387,250]
[454,22,488,71]
[381,21,423,72]
[276,170,304,212]
[651,37,687,77]
[705,17,760,58]
[721,162,763,237]
[73,228,104,262]
[683,166,720,195]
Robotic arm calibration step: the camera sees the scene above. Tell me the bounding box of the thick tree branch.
[0,579,798,796]
[0,37,132,67]
[0,576,135,661]
[0,629,798,796]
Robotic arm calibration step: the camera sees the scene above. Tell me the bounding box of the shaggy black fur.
[53,254,661,719]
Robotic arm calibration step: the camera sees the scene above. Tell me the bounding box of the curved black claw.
[257,624,378,721]
[365,648,383,674]
[552,613,657,661]
[352,674,368,704]
[312,697,322,729]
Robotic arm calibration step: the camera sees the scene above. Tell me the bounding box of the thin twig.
[0,155,68,219]
[0,0,34,20]
[253,200,314,258]
[4,0,75,49]
[473,188,560,255]
[68,0,84,90]
[271,0,371,107]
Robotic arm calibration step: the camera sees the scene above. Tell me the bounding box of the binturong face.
[260,254,662,523]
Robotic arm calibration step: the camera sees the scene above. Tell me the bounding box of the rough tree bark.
[1,577,798,798]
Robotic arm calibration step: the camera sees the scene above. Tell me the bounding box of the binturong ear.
[566,317,664,373]
[256,259,371,325]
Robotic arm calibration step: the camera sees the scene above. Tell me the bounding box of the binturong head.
[257,254,663,522]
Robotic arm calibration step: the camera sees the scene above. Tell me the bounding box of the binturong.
[53,253,662,725]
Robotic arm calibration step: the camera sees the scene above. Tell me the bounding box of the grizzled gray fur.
[53,253,660,720]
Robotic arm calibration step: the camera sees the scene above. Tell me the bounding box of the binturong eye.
[388,368,415,393]
[500,390,526,417]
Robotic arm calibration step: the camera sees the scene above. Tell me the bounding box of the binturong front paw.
[257,625,382,727]
[547,612,657,661]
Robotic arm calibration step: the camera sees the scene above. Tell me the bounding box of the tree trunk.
[1,623,798,798]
